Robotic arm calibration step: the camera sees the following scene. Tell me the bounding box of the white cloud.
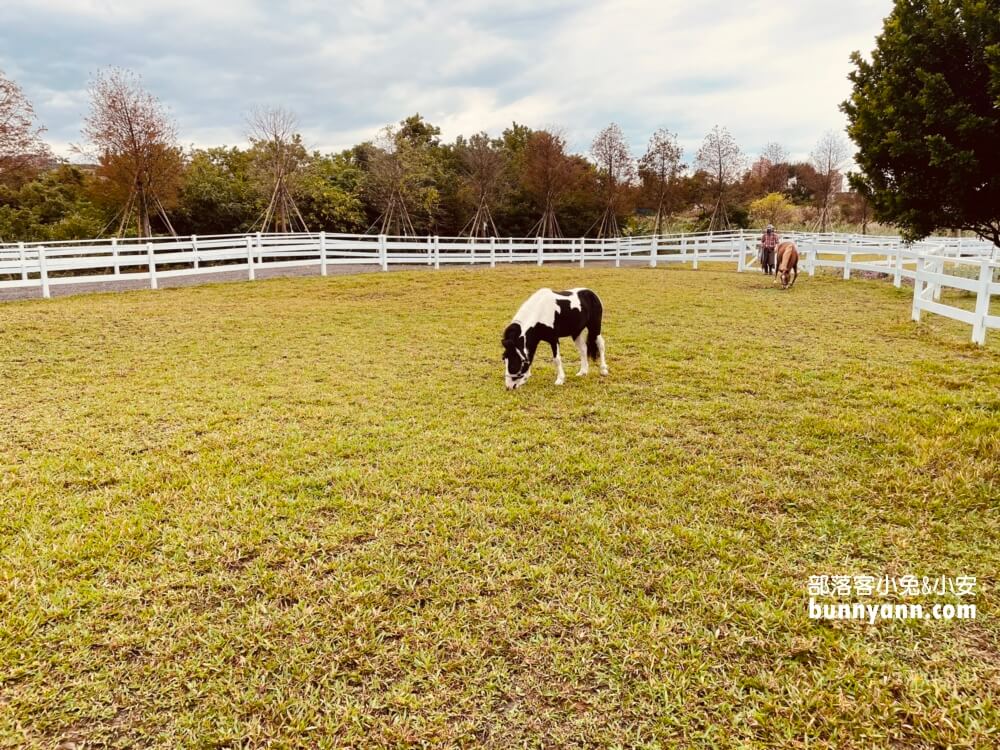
[0,0,893,163]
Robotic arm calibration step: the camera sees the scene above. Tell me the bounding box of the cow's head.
[502,323,530,390]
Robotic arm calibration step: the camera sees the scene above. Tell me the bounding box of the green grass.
[1,265,998,749]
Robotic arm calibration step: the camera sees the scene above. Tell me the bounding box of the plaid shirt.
[761,230,780,249]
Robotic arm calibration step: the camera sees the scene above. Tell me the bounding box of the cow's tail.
[585,291,603,361]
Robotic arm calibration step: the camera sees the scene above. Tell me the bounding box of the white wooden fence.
[2,230,998,344]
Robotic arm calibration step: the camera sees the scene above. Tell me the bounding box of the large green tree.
[174,147,258,235]
[0,165,107,242]
[843,0,1000,246]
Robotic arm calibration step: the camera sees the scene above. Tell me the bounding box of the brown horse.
[775,241,799,289]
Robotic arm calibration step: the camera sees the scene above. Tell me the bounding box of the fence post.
[489,236,496,268]
[508,237,513,262]
[932,255,944,301]
[319,231,328,276]
[613,238,620,268]
[378,234,388,271]
[579,238,585,269]
[843,244,852,280]
[426,234,432,266]
[434,235,440,270]
[255,231,263,266]
[111,238,121,276]
[737,234,745,272]
[147,242,158,289]
[38,246,50,299]
[650,235,658,268]
[808,242,816,276]
[190,234,199,271]
[911,255,925,322]
[971,259,992,345]
[246,236,255,280]
[537,236,543,266]
[18,241,27,281]
[893,241,903,287]
[692,239,699,269]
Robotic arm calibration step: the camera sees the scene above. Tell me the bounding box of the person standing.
[760,224,780,275]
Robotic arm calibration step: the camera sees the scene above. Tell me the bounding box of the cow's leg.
[597,335,608,376]
[552,340,565,385]
[574,333,589,376]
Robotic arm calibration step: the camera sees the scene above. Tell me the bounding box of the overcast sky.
[2,0,893,165]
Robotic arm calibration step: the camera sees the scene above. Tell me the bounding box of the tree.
[397,113,441,148]
[174,146,259,235]
[590,123,635,237]
[837,191,873,234]
[520,129,579,237]
[695,125,746,231]
[81,68,181,237]
[0,165,107,243]
[749,192,797,228]
[492,122,537,236]
[638,128,683,235]
[843,0,1000,246]
[0,70,51,186]
[750,141,789,195]
[455,132,507,237]
[296,151,366,232]
[365,125,417,235]
[786,162,822,205]
[246,106,310,233]
[810,130,850,232]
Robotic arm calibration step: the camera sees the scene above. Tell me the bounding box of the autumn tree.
[520,129,578,237]
[81,68,182,237]
[0,70,51,186]
[455,132,507,237]
[750,141,789,195]
[843,0,1000,246]
[638,128,683,235]
[590,123,634,238]
[810,130,850,232]
[749,192,796,228]
[695,125,746,231]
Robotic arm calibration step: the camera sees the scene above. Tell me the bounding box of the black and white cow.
[502,287,608,390]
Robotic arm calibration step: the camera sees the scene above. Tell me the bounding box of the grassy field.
[1,265,998,749]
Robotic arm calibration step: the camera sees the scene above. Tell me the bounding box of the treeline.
[0,67,871,243]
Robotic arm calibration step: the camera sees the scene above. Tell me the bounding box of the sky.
[1,0,894,165]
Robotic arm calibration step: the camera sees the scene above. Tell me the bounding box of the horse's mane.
[502,323,522,347]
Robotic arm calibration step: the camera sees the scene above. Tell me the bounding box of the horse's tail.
[583,290,603,360]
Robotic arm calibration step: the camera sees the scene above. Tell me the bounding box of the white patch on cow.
[512,288,583,330]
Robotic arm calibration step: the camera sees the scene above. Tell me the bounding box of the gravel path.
[0,263,435,302]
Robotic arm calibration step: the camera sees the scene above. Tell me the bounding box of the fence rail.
[2,230,998,344]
